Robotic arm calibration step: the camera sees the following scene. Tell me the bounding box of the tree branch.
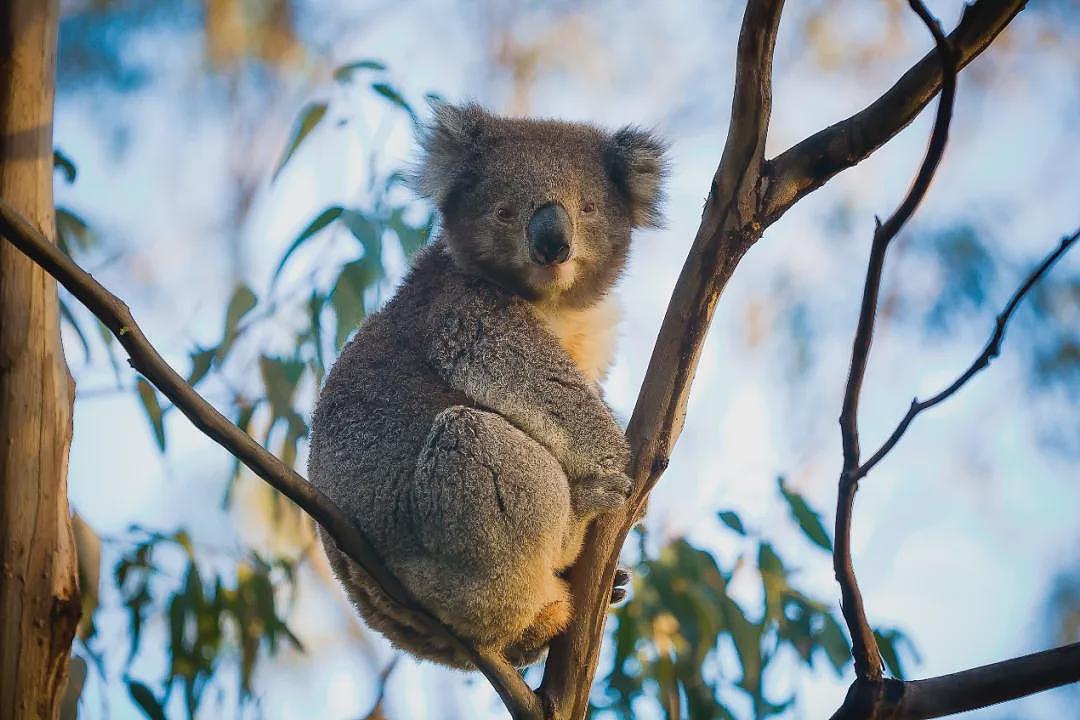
[0,199,545,720]
[854,227,1079,483]
[831,642,1080,720]
[539,2,786,717]
[762,0,1027,226]
[834,0,956,683]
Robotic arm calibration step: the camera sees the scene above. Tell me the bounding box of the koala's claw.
[610,566,631,605]
[572,473,631,516]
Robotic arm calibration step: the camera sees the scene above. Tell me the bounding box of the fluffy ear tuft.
[604,126,668,228]
[412,101,488,205]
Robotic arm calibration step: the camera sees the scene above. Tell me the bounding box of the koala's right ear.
[604,127,668,228]
[413,101,488,205]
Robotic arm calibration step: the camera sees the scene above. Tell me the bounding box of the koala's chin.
[308,102,666,669]
[523,258,579,301]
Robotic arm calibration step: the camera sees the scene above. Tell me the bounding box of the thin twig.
[834,0,956,683]
[0,198,544,720]
[762,0,1027,225]
[360,655,400,720]
[854,228,1079,482]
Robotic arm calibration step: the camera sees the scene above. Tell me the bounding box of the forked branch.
[541,0,1035,718]
[835,0,956,683]
[855,227,1079,483]
[0,199,545,720]
[762,0,1028,225]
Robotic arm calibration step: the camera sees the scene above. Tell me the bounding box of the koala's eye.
[581,201,597,215]
[495,206,515,223]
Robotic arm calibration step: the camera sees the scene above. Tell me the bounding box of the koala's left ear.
[413,101,489,206]
[603,127,668,228]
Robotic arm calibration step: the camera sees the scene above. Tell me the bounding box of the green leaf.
[306,291,327,383]
[60,654,87,720]
[778,476,833,551]
[758,541,788,621]
[72,513,101,641]
[127,680,166,720]
[875,628,918,680]
[258,355,305,420]
[387,206,432,258]
[186,348,216,387]
[722,595,763,696]
[371,82,417,124]
[56,207,93,255]
[224,402,260,507]
[272,101,328,181]
[59,298,91,361]
[53,148,77,184]
[135,378,166,452]
[270,206,344,285]
[331,257,380,348]
[341,209,383,265]
[717,510,747,535]
[223,285,257,342]
[332,58,386,82]
[817,613,852,673]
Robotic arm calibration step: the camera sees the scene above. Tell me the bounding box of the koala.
[307,102,665,668]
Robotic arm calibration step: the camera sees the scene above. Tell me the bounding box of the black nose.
[527,202,572,265]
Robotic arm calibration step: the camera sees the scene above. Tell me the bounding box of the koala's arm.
[421,285,628,481]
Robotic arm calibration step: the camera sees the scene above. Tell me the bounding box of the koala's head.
[414,103,666,307]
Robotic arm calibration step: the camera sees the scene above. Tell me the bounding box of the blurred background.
[53,1,1079,718]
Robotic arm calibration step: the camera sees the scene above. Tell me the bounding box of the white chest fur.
[530,295,621,384]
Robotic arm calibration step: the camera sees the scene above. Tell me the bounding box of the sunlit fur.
[309,104,666,668]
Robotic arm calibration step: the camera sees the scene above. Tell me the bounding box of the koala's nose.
[527,202,572,266]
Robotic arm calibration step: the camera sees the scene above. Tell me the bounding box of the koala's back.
[309,245,506,666]
[309,245,464,544]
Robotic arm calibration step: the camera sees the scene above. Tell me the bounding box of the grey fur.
[308,104,666,668]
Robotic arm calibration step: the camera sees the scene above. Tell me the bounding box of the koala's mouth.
[527,202,573,267]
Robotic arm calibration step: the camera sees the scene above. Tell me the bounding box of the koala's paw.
[571,472,631,516]
[610,567,632,605]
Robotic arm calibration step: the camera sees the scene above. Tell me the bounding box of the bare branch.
[835,0,956,683]
[898,642,1080,718]
[762,0,1027,225]
[539,2,787,717]
[831,642,1080,720]
[0,199,545,720]
[854,228,1079,482]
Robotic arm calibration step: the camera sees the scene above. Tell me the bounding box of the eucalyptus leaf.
[135,378,167,452]
[127,680,167,720]
[331,258,380,348]
[778,476,833,551]
[271,206,344,285]
[371,82,417,124]
[53,148,77,184]
[817,613,852,673]
[186,348,216,386]
[59,298,91,361]
[272,101,328,181]
[717,510,747,535]
[56,207,93,254]
[332,58,386,82]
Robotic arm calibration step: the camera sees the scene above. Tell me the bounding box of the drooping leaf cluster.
[599,480,912,720]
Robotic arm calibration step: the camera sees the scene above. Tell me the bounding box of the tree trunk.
[0,2,81,719]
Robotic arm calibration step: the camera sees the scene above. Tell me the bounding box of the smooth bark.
[0,2,81,719]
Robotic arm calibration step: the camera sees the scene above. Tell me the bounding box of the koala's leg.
[406,405,574,659]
